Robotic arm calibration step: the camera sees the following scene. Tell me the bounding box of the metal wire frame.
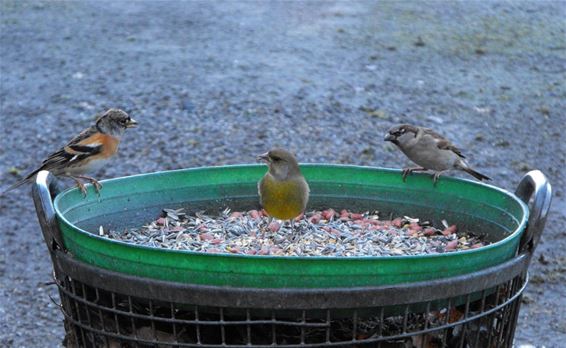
[51,249,528,348]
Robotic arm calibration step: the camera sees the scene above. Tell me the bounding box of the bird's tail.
[1,169,39,196]
[462,167,491,181]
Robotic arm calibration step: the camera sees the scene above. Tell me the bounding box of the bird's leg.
[264,216,273,237]
[75,175,102,194]
[63,175,88,197]
[288,219,299,242]
[402,167,427,182]
[432,171,446,186]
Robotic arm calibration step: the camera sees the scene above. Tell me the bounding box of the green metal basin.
[54,165,528,288]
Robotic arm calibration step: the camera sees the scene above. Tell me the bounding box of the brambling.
[3,109,137,196]
[385,124,491,183]
[257,149,310,227]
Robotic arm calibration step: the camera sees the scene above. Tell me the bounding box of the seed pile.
[100,208,488,257]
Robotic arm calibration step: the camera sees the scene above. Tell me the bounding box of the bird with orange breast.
[2,109,137,196]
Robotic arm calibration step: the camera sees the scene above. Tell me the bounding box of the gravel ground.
[0,1,564,347]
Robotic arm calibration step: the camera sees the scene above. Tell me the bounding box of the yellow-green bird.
[257,149,310,225]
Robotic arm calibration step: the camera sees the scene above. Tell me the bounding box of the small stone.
[7,166,21,175]
[414,36,425,47]
[475,47,486,55]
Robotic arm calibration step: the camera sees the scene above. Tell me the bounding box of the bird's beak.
[384,133,396,142]
[126,118,138,128]
[256,152,270,163]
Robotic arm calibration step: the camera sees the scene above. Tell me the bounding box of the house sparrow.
[2,109,137,196]
[384,124,491,183]
[257,149,310,225]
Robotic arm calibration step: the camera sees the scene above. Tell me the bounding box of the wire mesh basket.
[33,170,552,348]
[53,249,528,347]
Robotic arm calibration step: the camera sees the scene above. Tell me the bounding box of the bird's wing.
[422,128,466,159]
[2,126,103,194]
[40,126,103,169]
[258,177,266,206]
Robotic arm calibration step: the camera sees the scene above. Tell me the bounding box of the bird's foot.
[402,167,426,182]
[92,180,102,194]
[75,180,88,197]
[289,219,295,230]
[432,171,445,186]
[402,168,411,182]
[77,175,102,196]
[62,175,89,197]
[260,217,273,239]
[289,219,305,242]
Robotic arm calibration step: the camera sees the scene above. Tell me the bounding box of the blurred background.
[1,1,564,346]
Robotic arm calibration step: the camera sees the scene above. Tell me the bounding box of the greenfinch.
[257,149,310,223]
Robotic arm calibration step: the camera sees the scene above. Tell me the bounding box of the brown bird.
[384,124,491,183]
[257,149,310,226]
[2,109,137,196]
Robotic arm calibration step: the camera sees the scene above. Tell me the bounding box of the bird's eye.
[400,128,406,133]
[271,156,281,161]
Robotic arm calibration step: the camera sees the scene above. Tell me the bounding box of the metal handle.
[32,171,66,252]
[515,170,552,255]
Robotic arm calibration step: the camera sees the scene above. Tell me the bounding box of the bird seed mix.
[99,208,489,256]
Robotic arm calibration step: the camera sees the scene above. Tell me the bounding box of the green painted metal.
[54,165,528,288]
